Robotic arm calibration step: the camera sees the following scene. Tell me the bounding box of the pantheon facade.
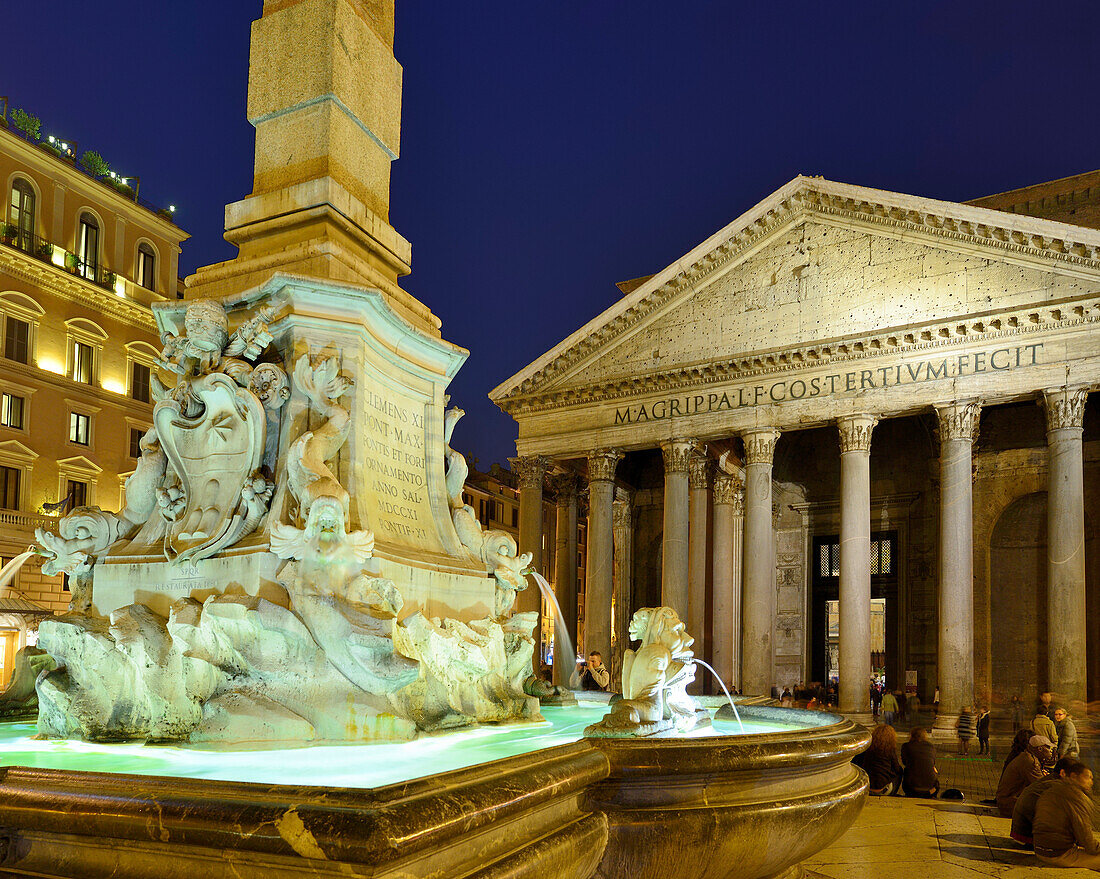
[491,172,1100,728]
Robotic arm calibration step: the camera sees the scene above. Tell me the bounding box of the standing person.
[570,651,609,691]
[933,685,940,715]
[1036,691,1055,720]
[880,689,899,727]
[1010,695,1025,732]
[871,684,881,717]
[976,707,991,756]
[1033,763,1100,868]
[956,706,974,756]
[853,724,903,796]
[907,689,921,722]
[1052,706,1079,760]
[894,689,907,723]
[900,727,939,798]
[996,735,1054,817]
[1032,708,1059,748]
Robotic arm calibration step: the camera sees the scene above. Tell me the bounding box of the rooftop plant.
[80,150,111,179]
[10,109,40,141]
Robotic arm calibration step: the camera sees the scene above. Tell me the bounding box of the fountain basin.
[0,704,867,878]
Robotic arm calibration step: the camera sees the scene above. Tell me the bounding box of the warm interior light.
[101,379,126,395]
[51,248,65,267]
[38,359,65,376]
[114,276,127,298]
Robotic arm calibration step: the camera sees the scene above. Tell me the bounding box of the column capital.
[933,401,981,443]
[587,448,623,483]
[688,454,711,490]
[660,438,697,473]
[1042,387,1088,432]
[837,414,878,453]
[741,428,779,465]
[512,455,549,490]
[713,472,745,513]
[548,471,578,503]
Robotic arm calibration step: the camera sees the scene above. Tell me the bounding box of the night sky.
[5,1,1099,468]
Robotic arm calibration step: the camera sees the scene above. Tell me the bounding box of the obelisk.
[186,0,440,336]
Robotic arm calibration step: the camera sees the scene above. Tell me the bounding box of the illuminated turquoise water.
[0,700,793,789]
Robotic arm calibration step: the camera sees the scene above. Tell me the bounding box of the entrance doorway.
[811,532,899,689]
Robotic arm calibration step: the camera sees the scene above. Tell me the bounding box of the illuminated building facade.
[495,172,1100,729]
[0,108,187,674]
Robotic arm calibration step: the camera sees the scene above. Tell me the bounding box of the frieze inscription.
[612,344,1044,424]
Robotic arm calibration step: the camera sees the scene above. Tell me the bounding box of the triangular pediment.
[491,176,1100,407]
[56,455,102,473]
[0,440,38,462]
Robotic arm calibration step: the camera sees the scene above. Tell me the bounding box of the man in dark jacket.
[1034,764,1100,868]
[1010,757,1080,847]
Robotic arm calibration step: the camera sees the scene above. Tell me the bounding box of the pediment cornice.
[498,291,1100,415]
[491,176,1100,406]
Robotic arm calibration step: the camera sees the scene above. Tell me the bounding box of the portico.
[496,176,1100,722]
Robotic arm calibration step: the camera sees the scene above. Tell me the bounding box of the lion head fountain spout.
[584,606,707,737]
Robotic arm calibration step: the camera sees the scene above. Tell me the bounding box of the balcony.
[0,509,57,530]
[0,228,160,301]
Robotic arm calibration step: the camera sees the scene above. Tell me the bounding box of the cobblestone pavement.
[804,722,1100,877]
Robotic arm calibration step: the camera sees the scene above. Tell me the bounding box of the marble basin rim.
[0,704,868,879]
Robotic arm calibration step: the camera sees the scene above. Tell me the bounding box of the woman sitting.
[855,724,903,796]
[900,727,939,798]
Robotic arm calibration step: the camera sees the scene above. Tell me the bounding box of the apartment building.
[0,106,187,678]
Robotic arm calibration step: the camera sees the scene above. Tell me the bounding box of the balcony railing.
[0,231,116,292]
[0,509,57,530]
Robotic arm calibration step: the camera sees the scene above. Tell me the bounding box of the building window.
[512,507,519,528]
[0,466,20,510]
[129,427,143,458]
[136,243,156,291]
[131,361,151,403]
[0,393,24,429]
[70,340,94,383]
[69,412,90,445]
[66,480,87,509]
[8,179,35,252]
[3,317,28,364]
[78,213,100,281]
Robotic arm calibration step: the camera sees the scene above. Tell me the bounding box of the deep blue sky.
[6,2,1099,467]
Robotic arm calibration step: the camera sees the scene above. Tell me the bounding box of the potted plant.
[64,252,78,274]
[0,224,17,246]
[80,151,110,179]
[9,109,40,141]
[35,240,53,261]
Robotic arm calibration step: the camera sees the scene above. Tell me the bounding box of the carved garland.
[1042,387,1089,432]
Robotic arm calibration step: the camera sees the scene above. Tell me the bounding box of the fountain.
[0,3,868,876]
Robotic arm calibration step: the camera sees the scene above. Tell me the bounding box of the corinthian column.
[742,428,779,696]
[611,489,633,688]
[688,454,711,663]
[838,414,877,717]
[661,439,695,616]
[514,455,548,673]
[549,470,579,686]
[933,401,980,733]
[712,471,744,688]
[1043,387,1089,706]
[585,449,622,664]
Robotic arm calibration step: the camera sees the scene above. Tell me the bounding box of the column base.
[931,714,959,742]
[839,711,876,728]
